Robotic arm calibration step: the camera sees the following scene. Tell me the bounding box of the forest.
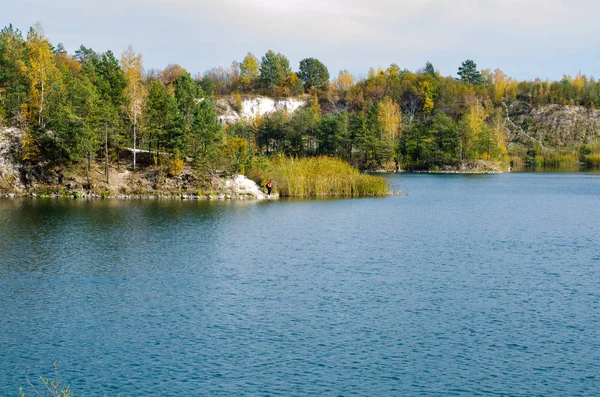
[2,22,600,182]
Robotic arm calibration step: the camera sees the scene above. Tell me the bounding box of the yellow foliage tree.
[460,99,486,160]
[332,70,354,101]
[240,52,259,89]
[418,80,435,115]
[222,137,250,173]
[492,69,518,104]
[121,45,146,169]
[23,23,60,127]
[573,72,587,102]
[491,112,509,165]
[377,96,401,141]
[386,63,400,78]
[310,91,321,123]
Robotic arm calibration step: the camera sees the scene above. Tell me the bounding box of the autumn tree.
[239,52,259,90]
[160,64,187,89]
[221,136,251,173]
[331,70,354,101]
[377,96,401,141]
[458,99,490,160]
[492,68,517,105]
[417,78,436,116]
[23,23,61,128]
[204,65,237,95]
[121,45,145,169]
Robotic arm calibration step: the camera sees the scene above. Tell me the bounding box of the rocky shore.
[0,169,276,200]
[1,127,278,200]
[405,160,511,174]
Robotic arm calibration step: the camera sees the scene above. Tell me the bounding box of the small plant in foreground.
[20,362,72,397]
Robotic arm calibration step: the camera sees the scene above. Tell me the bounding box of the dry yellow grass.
[253,156,389,198]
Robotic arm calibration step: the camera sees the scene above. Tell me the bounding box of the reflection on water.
[1,174,600,396]
[511,163,600,173]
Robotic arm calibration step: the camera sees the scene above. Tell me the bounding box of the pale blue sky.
[3,0,599,81]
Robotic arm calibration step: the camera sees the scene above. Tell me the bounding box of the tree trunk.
[39,73,44,127]
[133,83,137,171]
[105,124,109,184]
[86,152,91,190]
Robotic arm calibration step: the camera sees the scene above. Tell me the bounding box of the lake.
[1,173,599,396]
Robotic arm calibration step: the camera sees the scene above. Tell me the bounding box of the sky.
[2,0,600,81]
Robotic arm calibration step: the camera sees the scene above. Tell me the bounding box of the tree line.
[1,23,599,175]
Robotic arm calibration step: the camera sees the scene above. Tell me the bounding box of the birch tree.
[121,45,145,169]
[24,23,59,128]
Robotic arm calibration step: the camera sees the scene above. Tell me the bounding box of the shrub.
[167,154,185,177]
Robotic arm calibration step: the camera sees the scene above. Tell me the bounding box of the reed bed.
[533,151,579,169]
[256,156,389,197]
[583,153,600,168]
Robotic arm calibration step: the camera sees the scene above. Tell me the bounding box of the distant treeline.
[1,23,599,174]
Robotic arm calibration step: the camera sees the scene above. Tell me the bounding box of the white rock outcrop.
[221,174,276,200]
[240,97,306,119]
[216,97,307,124]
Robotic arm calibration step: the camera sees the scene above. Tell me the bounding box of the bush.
[167,154,185,177]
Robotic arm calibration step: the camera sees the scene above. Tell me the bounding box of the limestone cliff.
[506,104,600,148]
[216,96,308,124]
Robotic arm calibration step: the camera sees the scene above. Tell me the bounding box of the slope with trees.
[2,22,600,197]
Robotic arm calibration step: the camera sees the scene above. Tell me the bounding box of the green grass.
[250,156,389,198]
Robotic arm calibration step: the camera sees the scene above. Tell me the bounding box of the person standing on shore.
[266,180,272,196]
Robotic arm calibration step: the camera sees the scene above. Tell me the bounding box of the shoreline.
[368,169,510,175]
[0,192,279,200]
[399,169,509,174]
[366,160,512,175]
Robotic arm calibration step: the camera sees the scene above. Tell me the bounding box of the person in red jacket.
[266,180,272,196]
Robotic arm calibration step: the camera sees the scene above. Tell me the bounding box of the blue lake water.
[1,173,599,396]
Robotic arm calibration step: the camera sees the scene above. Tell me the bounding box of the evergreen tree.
[144,80,183,155]
[0,24,27,120]
[298,58,330,90]
[191,99,221,161]
[259,50,290,92]
[458,59,483,85]
[424,61,435,77]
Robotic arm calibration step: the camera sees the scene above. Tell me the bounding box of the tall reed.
[532,150,579,169]
[253,156,389,197]
[583,153,600,168]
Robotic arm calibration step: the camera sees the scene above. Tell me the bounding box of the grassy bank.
[250,156,389,198]
[509,143,600,171]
